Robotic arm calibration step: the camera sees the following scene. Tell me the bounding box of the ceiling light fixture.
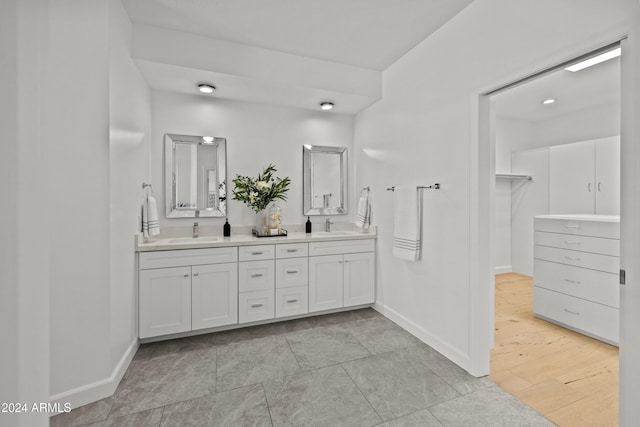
[565,47,621,72]
[202,136,214,143]
[320,102,334,111]
[198,83,216,94]
[541,98,556,105]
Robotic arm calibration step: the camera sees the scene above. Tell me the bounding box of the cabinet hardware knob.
[564,308,580,315]
[250,274,263,278]
[564,256,581,261]
[588,182,592,192]
[251,252,263,255]
[286,270,297,274]
[286,249,298,253]
[564,241,581,245]
[344,260,350,263]
[193,273,199,277]
[598,182,602,192]
[183,274,189,278]
[251,303,264,308]
[564,224,581,229]
[338,261,343,264]
[286,299,298,303]
[564,278,581,284]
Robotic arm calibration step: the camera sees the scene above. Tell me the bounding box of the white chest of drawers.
[533,215,620,345]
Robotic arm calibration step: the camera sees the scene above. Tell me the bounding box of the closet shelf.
[496,174,533,181]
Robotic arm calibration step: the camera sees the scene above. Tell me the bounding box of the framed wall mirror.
[303,145,347,215]
[165,133,227,218]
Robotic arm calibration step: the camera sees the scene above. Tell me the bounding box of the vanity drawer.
[239,260,274,292]
[275,243,309,259]
[534,260,619,308]
[239,245,275,261]
[534,245,619,274]
[309,239,375,256]
[275,286,309,318]
[238,290,274,323]
[139,247,238,269]
[535,232,619,256]
[275,258,309,288]
[534,287,618,345]
[534,218,619,239]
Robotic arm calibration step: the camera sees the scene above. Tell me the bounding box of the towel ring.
[360,186,370,195]
[142,182,153,195]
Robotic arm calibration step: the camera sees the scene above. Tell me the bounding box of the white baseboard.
[494,265,512,275]
[49,338,139,411]
[372,302,474,376]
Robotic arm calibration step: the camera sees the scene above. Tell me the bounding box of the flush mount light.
[565,47,621,72]
[197,83,216,94]
[320,102,334,111]
[202,136,214,143]
[541,98,556,105]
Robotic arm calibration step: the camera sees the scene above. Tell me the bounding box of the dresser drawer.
[275,243,309,259]
[238,290,274,323]
[139,247,238,269]
[534,260,619,308]
[534,245,619,274]
[309,239,375,256]
[275,286,309,318]
[276,258,308,288]
[534,217,619,239]
[535,232,619,257]
[238,245,275,261]
[239,260,274,292]
[534,287,618,345]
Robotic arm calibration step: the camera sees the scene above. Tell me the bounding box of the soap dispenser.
[305,217,312,234]
[223,218,231,237]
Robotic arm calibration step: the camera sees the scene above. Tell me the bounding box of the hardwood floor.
[490,273,619,426]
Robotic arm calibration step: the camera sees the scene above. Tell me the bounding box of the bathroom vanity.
[136,228,376,341]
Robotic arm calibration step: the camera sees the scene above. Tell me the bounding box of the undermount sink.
[168,236,220,244]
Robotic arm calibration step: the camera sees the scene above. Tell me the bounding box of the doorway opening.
[485,43,621,425]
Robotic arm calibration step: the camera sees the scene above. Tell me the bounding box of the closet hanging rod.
[495,174,533,181]
[386,183,440,191]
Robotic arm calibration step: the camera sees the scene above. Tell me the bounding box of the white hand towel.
[355,193,371,231]
[392,186,422,261]
[142,195,160,239]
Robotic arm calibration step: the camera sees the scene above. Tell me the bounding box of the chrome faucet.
[193,221,199,238]
[325,218,334,232]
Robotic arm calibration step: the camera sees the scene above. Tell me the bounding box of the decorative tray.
[252,229,288,238]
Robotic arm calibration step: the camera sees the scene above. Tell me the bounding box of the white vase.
[254,209,268,236]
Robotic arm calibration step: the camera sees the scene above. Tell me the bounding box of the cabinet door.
[550,141,595,214]
[595,137,620,215]
[343,252,375,307]
[309,255,343,312]
[192,263,238,330]
[139,266,191,338]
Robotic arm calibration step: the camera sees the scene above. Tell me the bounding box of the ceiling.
[493,54,620,123]
[121,0,473,71]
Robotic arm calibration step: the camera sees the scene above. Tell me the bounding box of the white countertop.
[535,214,620,223]
[136,227,376,252]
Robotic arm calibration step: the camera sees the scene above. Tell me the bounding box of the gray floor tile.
[216,335,300,391]
[306,309,377,328]
[210,327,253,346]
[86,407,163,427]
[343,349,459,421]
[264,365,382,427]
[50,397,113,427]
[343,317,423,355]
[109,347,217,417]
[286,325,371,370]
[248,317,313,338]
[376,409,444,427]
[160,384,272,427]
[135,335,214,361]
[429,386,554,427]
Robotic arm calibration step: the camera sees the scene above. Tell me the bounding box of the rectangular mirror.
[303,145,347,215]
[165,133,227,218]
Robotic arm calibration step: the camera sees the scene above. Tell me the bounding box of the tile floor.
[51,309,553,426]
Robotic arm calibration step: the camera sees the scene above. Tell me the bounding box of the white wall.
[109,0,150,375]
[150,91,355,232]
[354,0,633,374]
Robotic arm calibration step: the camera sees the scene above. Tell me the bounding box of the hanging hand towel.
[142,195,160,239]
[355,191,371,231]
[392,186,422,261]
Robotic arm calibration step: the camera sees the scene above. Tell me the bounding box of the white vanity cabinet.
[138,247,238,339]
[238,245,275,323]
[308,239,375,312]
[533,215,620,345]
[275,243,309,318]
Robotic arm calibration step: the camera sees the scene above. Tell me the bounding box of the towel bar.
[386,184,440,191]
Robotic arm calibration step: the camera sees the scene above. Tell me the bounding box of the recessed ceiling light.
[565,47,621,72]
[198,83,216,94]
[320,102,334,111]
[541,98,556,105]
[202,136,214,143]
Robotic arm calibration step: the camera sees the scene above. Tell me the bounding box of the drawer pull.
[251,251,264,255]
[250,274,263,278]
[564,308,580,316]
[338,261,343,264]
[286,299,299,303]
[564,278,581,284]
[564,224,581,229]
[251,303,264,308]
[286,270,298,274]
[286,249,298,253]
[564,241,581,245]
[193,273,199,277]
[183,274,190,278]
[564,256,581,261]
